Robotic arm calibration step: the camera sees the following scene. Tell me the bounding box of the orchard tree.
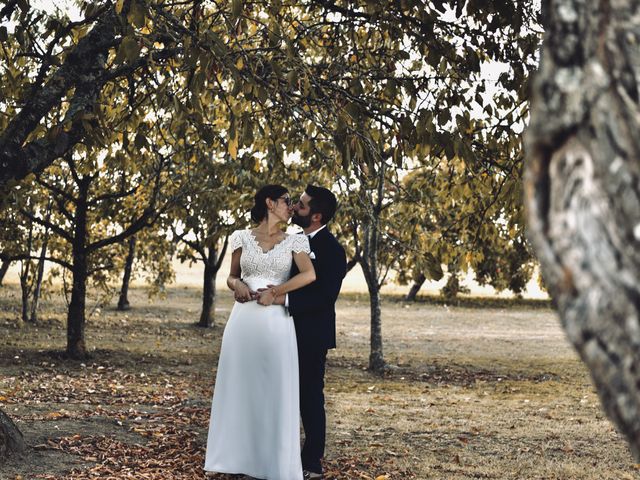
[116,228,175,311]
[1,0,541,363]
[525,0,640,460]
[170,152,251,328]
[307,1,538,370]
[0,182,54,322]
[395,135,534,301]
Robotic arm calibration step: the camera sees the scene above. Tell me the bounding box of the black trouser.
[298,347,328,473]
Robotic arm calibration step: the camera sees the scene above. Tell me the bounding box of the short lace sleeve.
[229,230,244,252]
[290,234,311,254]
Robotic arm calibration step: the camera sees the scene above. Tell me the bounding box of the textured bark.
[0,260,9,286]
[0,408,25,460]
[0,8,179,194]
[117,235,137,311]
[18,225,34,323]
[367,286,384,372]
[0,11,119,191]
[525,0,640,459]
[19,263,30,322]
[198,249,218,328]
[197,241,228,328]
[405,273,426,302]
[30,206,52,323]
[66,178,91,359]
[361,222,385,373]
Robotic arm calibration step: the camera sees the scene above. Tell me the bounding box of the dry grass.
[0,283,637,479]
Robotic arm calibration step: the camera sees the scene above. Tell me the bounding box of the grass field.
[0,283,637,479]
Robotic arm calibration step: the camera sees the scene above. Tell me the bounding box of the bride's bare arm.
[257,251,315,306]
[227,249,254,301]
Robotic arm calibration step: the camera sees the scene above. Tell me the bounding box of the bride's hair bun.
[250,184,288,223]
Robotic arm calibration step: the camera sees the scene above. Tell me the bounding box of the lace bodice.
[229,229,311,290]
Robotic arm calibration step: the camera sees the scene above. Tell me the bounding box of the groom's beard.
[292,212,311,228]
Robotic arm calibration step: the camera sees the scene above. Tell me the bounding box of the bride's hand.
[256,287,277,306]
[234,280,256,303]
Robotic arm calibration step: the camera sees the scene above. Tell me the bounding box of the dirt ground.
[0,284,637,479]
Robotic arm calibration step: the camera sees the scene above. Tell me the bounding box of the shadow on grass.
[341,291,553,310]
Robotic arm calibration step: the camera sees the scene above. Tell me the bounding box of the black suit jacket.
[289,228,347,351]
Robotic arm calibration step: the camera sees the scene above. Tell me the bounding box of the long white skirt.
[204,298,303,480]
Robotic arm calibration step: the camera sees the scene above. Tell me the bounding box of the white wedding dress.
[204,229,309,480]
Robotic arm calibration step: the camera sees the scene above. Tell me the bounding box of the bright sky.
[33,0,81,20]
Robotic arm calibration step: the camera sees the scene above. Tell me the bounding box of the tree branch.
[19,208,73,243]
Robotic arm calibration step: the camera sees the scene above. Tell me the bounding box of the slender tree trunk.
[0,408,25,459]
[30,220,51,323]
[19,222,34,323]
[198,248,218,328]
[405,273,426,301]
[367,281,384,371]
[67,179,90,359]
[0,259,9,286]
[19,268,30,322]
[117,235,136,311]
[361,222,385,373]
[525,0,640,460]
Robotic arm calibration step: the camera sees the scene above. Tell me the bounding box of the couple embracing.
[204,184,347,480]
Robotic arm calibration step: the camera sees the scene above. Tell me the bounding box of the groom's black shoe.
[303,470,323,479]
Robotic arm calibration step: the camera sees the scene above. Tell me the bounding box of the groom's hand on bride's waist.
[257,285,285,306]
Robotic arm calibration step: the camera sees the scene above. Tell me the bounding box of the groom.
[275,184,347,479]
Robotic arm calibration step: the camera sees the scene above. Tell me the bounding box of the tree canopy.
[0,0,540,364]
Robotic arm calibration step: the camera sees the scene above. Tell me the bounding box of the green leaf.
[232,0,243,20]
[14,27,25,47]
[201,127,216,145]
[424,253,444,281]
[345,102,361,121]
[134,133,147,149]
[189,69,205,95]
[241,118,254,146]
[287,70,298,89]
[393,147,403,168]
[119,36,141,64]
[127,1,147,28]
[228,114,238,159]
[444,140,455,160]
[384,80,397,99]
[438,109,451,127]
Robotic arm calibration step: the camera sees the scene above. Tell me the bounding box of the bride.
[204,184,315,479]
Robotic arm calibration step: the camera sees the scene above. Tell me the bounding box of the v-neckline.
[249,230,288,254]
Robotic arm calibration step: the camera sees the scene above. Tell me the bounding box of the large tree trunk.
[0,259,10,286]
[0,408,26,459]
[405,273,426,302]
[198,248,218,328]
[117,235,136,311]
[525,0,640,459]
[67,179,90,359]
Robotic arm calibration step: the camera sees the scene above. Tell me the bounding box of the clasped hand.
[234,281,257,303]
[256,286,277,306]
[234,282,278,306]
